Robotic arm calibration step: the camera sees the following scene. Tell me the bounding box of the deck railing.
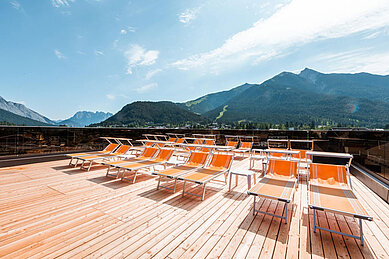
[0,126,388,181]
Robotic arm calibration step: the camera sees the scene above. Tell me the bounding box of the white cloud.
[51,0,74,8]
[10,1,20,10]
[363,31,381,39]
[124,44,159,75]
[127,26,136,32]
[136,83,158,93]
[77,50,86,55]
[120,29,127,35]
[145,68,162,80]
[54,49,66,59]
[106,94,115,100]
[178,7,201,24]
[94,50,104,56]
[173,0,389,72]
[314,49,389,74]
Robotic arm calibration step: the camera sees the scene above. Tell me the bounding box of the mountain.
[178,83,254,114]
[0,96,54,124]
[57,111,113,127]
[0,108,53,126]
[203,70,389,127]
[96,101,205,126]
[299,68,389,102]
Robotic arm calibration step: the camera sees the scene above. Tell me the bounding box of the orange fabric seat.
[248,159,298,224]
[248,159,298,202]
[103,147,158,167]
[66,143,118,158]
[309,163,370,218]
[177,153,234,200]
[114,148,175,183]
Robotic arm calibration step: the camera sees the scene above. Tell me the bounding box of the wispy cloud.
[10,1,21,10]
[77,50,86,55]
[94,50,104,56]
[51,0,74,8]
[124,44,159,75]
[314,49,389,74]
[145,68,162,80]
[173,0,389,72]
[54,49,66,59]
[120,29,127,35]
[106,94,115,100]
[178,6,201,24]
[136,83,158,93]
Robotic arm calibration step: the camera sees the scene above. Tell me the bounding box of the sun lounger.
[103,147,159,175]
[79,144,132,171]
[67,143,119,167]
[234,141,253,157]
[307,151,372,245]
[152,151,210,192]
[117,148,175,183]
[177,153,234,200]
[226,141,238,149]
[248,158,298,223]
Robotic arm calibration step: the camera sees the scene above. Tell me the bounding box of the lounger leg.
[81,160,85,169]
[360,218,364,246]
[88,161,93,171]
[285,203,288,224]
[69,158,73,166]
[182,181,186,197]
[201,183,207,201]
[106,166,110,177]
[157,176,161,189]
[313,209,317,233]
[229,173,232,191]
[133,171,138,183]
[253,196,256,215]
[173,179,177,193]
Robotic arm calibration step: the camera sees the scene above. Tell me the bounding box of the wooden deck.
[0,157,389,258]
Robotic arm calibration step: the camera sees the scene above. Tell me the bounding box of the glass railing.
[0,126,388,181]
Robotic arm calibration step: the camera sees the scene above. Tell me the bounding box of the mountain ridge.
[0,96,54,124]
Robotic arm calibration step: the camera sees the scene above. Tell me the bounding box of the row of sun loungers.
[64,135,372,245]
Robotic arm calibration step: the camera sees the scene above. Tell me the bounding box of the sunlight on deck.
[0,158,388,258]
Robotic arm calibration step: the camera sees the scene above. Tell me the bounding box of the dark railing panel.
[0,126,388,180]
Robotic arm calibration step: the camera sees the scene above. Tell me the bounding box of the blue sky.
[1,0,389,120]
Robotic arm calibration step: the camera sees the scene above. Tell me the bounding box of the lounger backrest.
[112,145,131,155]
[226,141,238,148]
[167,137,177,142]
[104,143,119,152]
[188,139,203,151]
[310,163,348,185]
[145,142,154,147]
[292,149,307,160]
[176,138,185,144]
[208,153,233,171]
[239,142,253,149]
[200,139,215,152]
[268,148,287,158]
[267,159,298,178]
[153,148,174,162]
[186,152,209,167]
[138,147,159,159]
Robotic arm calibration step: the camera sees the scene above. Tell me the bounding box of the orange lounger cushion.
[154,151,209,178]
[248,159,298,202]
[309,163,370,219]
[103,147,159,166]
[67,143,119,158]
[178,153,233,183]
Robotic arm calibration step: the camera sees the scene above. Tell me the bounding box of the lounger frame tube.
[311,207,365,245]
